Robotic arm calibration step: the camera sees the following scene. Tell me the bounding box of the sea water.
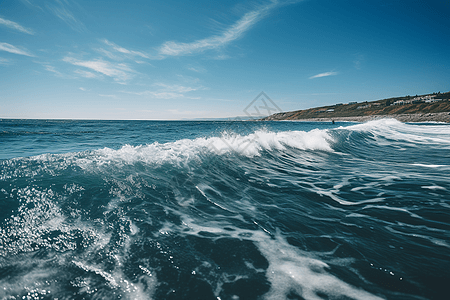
[0,119,449,300]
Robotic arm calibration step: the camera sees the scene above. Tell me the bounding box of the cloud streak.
[158,2,277,57]
[63,57,133,82]
[75,69,98,78]
[0,42,34,56]
[19,0,84,31]
[43,64,63,76]
[123,90,184,99]
[153,83,197,93]
[0,57,11,65]
[309,71,338,79]
[122,82,200,99]
[47,0,85,32]
[353,53,364,70]
[103,39,149,59]
[0,17,34,34]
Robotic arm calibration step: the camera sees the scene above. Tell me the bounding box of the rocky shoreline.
[273,112,450,123]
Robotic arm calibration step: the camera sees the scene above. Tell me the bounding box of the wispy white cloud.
[0,17,34,34]
[19,0,84,31]
[353,53,364,70]
[47,0,85,32]
[103,39,149,59]
[309,71,338,79]
[75,69,98,78]
[0,42,34,56]
[79,87,87,91]
[0,57,11,65]
[121,82,200,99]
[63,57,133,83]
[213,54,231,60]
[43,64,63,76]
[158,3,276,57]
[123,90,184,99]
[176,74,201,84]
[95,48,122,60]
[150,92,185,99]
[19,0,43,10]
[187,66,206,73]
[153,83,197,93]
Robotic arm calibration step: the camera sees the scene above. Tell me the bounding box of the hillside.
[262,92,450,123]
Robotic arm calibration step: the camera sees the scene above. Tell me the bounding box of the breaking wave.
[1,119,449,299]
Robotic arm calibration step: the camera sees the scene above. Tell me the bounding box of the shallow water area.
[1,119,449,299]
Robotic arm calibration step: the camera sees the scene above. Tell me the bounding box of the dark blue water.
[1,119,449,300]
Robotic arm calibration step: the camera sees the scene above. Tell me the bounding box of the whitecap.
[422,185,447,190]
[411,163,449,168]
[73,128,334,170]
[342,118,450,146]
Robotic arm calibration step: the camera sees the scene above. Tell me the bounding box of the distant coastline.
[275,112,450,123]
[262,91,450,123]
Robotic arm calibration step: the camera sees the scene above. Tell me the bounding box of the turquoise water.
[1,119,449,299]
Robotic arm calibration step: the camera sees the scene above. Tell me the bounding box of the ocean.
[0,119,449,300]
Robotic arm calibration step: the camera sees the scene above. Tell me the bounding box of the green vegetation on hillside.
[263,91,450,121]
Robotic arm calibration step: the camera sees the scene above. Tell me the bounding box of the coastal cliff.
[262,92,450,123]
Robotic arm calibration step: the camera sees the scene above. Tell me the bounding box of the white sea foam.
[70,119,450,173]
[74,128,334,170]
[207,129,333,156]
[0,260,60,299]
[422,185,447,190]
[411,163,450,168]
[309,181,385,206]
[362,205,422,219]
[171,216,385,300]
[72,260,156,299]
[386,226,450,249]
[343,119,450,145]
[258,234,384,300]
[0,182,155,299]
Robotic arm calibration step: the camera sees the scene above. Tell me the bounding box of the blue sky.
[1,0,449,120]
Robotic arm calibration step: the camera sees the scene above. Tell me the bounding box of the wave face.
[1,119,449,300]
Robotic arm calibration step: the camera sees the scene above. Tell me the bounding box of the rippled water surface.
[1,119,449,300]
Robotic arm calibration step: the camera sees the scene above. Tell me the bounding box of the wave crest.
[75,129,334,169]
